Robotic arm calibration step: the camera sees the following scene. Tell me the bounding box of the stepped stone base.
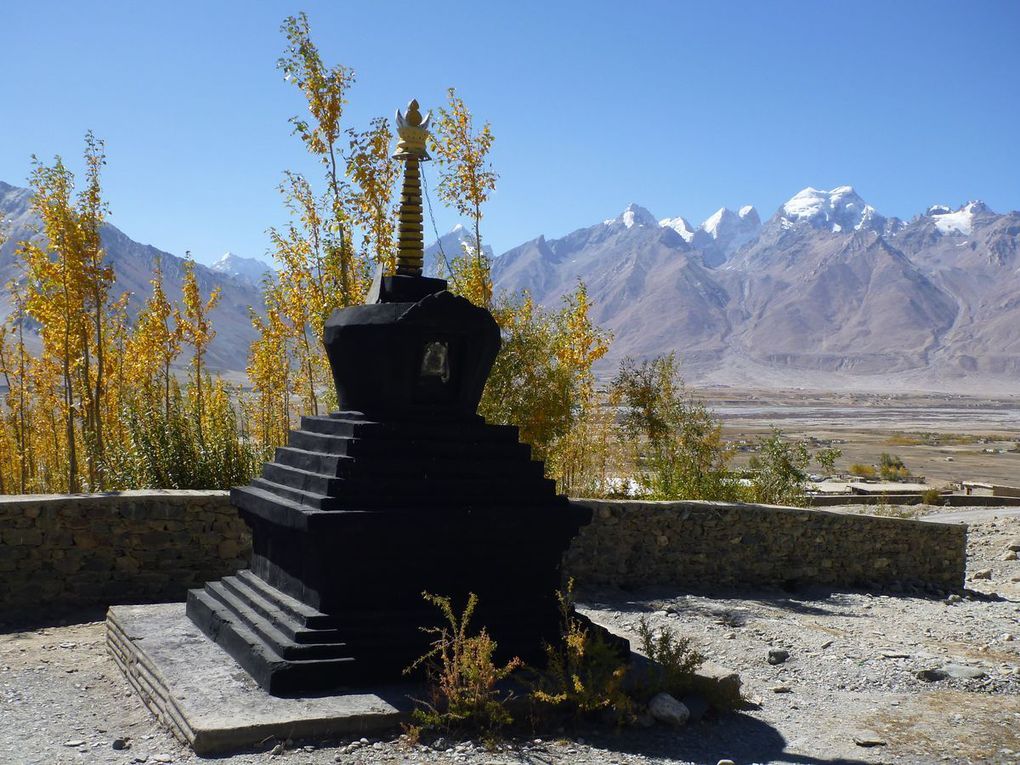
[186,411,619,696]
[106,603,412,755]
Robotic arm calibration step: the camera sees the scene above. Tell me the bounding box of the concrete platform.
[106,603,413,755]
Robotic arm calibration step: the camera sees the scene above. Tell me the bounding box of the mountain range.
[0,180,262,375]
[2,179,1018,392]
[491,186,1020,392]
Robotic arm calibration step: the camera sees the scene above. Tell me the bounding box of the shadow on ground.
[582,713,875,765]
[0,603,109,632]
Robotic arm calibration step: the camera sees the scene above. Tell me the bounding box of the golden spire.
[393,99,431,276]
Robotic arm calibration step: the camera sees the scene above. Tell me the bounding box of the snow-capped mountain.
[925,201,986,236]
[777,186,886,234]
[6,174,1019,391]
[692,205,761,266]
[659,215,696,242]
[603,203,659,230]
[492,187,1020,391]
[422,224,495,278]
[210,251,274,287]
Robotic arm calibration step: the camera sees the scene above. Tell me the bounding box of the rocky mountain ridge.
[492,186,1020,392]
[4,178,1018,392]
[0,180,262,373]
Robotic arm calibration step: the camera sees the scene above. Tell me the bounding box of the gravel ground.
[2,506,1018,765]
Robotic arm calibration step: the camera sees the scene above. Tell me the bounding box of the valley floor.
[1,506,1018,765]
[703,388,1020,488]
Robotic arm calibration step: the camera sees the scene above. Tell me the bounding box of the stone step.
[288,428,531,461]
[254,467,558,507]
[220,575,344,642]
[232,570,339,630]
[230,484,326,527]
[248,478,335,511]
[202,581,351,661]
[185,590,359,696]
[272,446,546,481]
[302,414,507,442]
[262,462,343,497]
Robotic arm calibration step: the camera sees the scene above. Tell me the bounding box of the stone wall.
[0,493,967,612]
[566,499,967,590]
[0,491,250,612]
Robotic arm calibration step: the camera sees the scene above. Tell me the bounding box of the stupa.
[186,99,616,696]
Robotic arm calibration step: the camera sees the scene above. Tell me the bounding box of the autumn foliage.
[0,13,794,504]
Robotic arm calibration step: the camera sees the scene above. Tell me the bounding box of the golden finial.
[393,98,431,276]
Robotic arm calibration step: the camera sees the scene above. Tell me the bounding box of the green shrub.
[530,579,632,722]
[849,463,877,479]
[747,427,810,506]
[404,592,521,737]
[921,487,943,505]
[878,453,910,482]
[635,617,704,701]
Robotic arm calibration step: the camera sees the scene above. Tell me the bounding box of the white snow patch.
[659,216,696,242]
[701,208,728,238]
[781,185,877,232]
[607,203,657,229]
[930,202,977,236]
[738,205,755,218]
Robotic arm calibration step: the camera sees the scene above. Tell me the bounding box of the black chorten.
[185,273,614,696]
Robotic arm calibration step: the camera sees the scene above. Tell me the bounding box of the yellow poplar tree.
[346,117,399,273]
[19,134,120,491]
[430,87,498,305]
[430,94,614,493]
[179,256,220,442]
[126,258,182,418]
[278,11,360,305]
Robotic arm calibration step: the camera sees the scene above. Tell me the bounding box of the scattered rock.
[112,738,129,750]
[853,731,887,747]
[943,663,987,680]
[648,692,690,726]
[694,661,742,707]
[63,740,86,747]
[972,568,993,580]
[724,631,736,639]
[820,639,834,649]
[152,755,173,764]
[881,650,911,659]
[718,760,736,765]
[1007,540,1020,552]
[946,593,963,604]
[917,668,948,682]
[771,685,793,693]
[768,649,789,665]
[1002,550,1018,561]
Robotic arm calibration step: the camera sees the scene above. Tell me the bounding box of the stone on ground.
[648,692,690,726]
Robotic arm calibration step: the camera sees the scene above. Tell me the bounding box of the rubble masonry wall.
[0,492,965,611]
[567,499,966,590]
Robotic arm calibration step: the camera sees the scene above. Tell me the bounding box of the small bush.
[530,579,632,722]
[635,617,704,700]
[878,452,910,482]
[404,592,521,737]
[921,487,943,505]
[849,463,877,479]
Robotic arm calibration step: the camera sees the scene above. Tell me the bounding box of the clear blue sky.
[4,1,1019,265]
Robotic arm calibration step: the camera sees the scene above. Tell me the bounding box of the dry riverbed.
[1,507,1019,765]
